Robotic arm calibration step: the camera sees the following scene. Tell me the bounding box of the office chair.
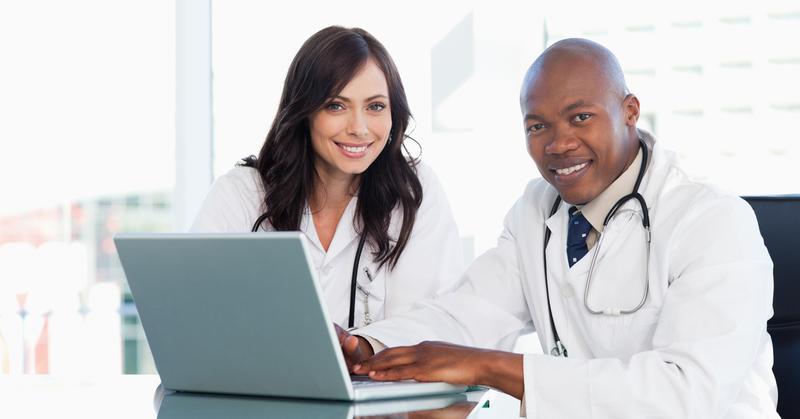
[743,195,800,418]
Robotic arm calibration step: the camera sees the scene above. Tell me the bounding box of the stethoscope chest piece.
[550,341,567,357]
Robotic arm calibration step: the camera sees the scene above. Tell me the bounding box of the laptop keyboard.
[351,375,405,387]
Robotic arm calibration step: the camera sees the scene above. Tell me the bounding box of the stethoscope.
[348,235,369,328]
[543,139,651,357]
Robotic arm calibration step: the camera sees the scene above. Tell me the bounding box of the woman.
[191,26,463,329]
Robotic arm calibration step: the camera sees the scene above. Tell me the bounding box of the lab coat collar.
[300,196,361,264]
[325,196,360,264]
[299,205,321,251]
[564,129,662,233]
[634,128,665,212]
[544,197,569,233]
[593,128,667,233]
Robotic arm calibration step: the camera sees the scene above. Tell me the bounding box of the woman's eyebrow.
[331,94,389,102]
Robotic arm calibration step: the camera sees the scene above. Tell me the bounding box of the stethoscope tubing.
[348,234,368,329]
[543,139,650,356]
[583,204,651,316]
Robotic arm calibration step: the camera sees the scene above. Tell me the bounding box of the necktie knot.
[567,207,592,267]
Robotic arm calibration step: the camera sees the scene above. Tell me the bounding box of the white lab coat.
[190,161,464,328]
[358,132,778,418]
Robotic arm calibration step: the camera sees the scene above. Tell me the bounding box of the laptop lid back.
[115,233,353,400]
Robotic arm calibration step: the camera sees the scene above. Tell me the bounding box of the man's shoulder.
[655,168,757,241]
[655,170,769,271]
[646,142,744,215]
[660,168,746,215]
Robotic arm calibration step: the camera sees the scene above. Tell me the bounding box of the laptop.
[156,389,472,419]
[114,232,467,401]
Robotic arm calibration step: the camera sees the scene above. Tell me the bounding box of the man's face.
[521,56,638,205]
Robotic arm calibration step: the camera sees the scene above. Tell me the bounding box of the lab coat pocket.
[583,305,661,360]
[581,212,660,359]
[584,213,650,315]
[354,261,387,327]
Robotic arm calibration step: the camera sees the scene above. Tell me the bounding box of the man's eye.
[368,102,386,111]
[573,113,592,122]
[527,123,546,134]
[326,102,345,111]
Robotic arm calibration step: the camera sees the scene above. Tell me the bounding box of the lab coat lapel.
[322,196,360,265]
[299,206,324,253]
[543,200,594,279]
[542,203,579,348]
[543,202,568,271]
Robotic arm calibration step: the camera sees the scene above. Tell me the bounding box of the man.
[337,38,777,418]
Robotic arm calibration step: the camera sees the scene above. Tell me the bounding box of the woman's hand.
[334,323,375,374]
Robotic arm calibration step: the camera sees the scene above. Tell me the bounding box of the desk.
[0,375,523,418]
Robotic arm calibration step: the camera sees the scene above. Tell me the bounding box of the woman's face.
[309,58,392,185]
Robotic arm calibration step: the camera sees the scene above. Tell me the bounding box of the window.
[0,0,175,375]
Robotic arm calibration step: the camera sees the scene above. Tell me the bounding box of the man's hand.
[352,341,524,400]
[334,323,375,374]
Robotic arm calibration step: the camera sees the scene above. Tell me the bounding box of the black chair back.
[743,195,800,418]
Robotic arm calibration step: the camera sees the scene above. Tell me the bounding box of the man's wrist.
[478,350,524,399]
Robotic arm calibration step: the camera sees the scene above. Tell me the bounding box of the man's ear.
[623,94,640,127]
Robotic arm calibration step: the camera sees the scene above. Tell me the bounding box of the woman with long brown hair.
[191,26,463,330]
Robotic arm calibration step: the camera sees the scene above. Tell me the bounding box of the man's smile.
[548,158,593,186]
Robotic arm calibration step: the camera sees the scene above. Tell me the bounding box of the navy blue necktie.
[566,207,593,267]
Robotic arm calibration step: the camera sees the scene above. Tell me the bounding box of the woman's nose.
[347,111,369,138]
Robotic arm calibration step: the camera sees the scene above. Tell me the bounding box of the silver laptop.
[114,232,467,401]
[156,390,472,419]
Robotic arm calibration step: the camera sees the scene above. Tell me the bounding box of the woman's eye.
[326,102,345,111]
[368,102,386,111]
[573,113,592,122]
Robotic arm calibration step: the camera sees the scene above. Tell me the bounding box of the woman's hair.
[242,26,422,270]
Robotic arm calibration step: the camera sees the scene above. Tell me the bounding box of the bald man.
[337,39,777,418]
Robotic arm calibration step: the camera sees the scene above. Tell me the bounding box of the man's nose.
[545,125,579,154]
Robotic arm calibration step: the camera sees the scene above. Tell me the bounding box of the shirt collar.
[578,146,643,233]
[300,196,360,262]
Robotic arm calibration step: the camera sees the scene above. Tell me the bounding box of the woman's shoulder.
[214,165,264,195]
[205,165,265,216]
[190,165,265,233]
[405,159,453,214]
[410,159,441,190]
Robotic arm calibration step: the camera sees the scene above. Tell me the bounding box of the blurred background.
[1,0,798,378]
